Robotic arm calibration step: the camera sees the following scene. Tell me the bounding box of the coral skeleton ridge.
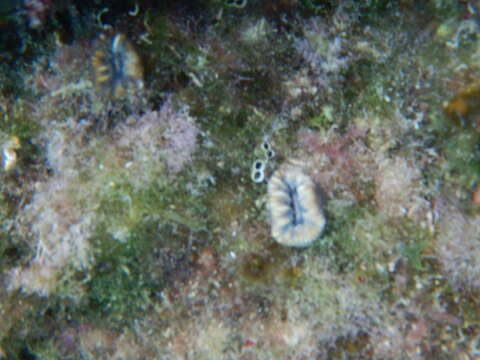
[268,164,326,247]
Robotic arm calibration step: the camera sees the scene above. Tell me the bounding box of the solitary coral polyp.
[92,33,144,98]
[268,164,326,247]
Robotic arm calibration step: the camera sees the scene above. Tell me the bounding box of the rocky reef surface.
[0,1,479,359]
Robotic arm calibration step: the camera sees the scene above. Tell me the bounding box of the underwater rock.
[267,164,326,247]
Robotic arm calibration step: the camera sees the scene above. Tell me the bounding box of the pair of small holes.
[262,142,275,159]
[251,141,274,183]
[252,159,266,183]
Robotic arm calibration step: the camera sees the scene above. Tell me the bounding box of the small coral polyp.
[2,136,20,171]
[268,164,326,247]
[92,33,144,98]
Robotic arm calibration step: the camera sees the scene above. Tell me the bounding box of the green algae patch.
[312,200,369,272]
[395,219,431,272]
[87,222,163,325]
[85,173,210,325]
[317,199,433,282]
[439,130,480,191]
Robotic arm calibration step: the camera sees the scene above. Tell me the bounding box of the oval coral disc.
[267,164,326,247]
